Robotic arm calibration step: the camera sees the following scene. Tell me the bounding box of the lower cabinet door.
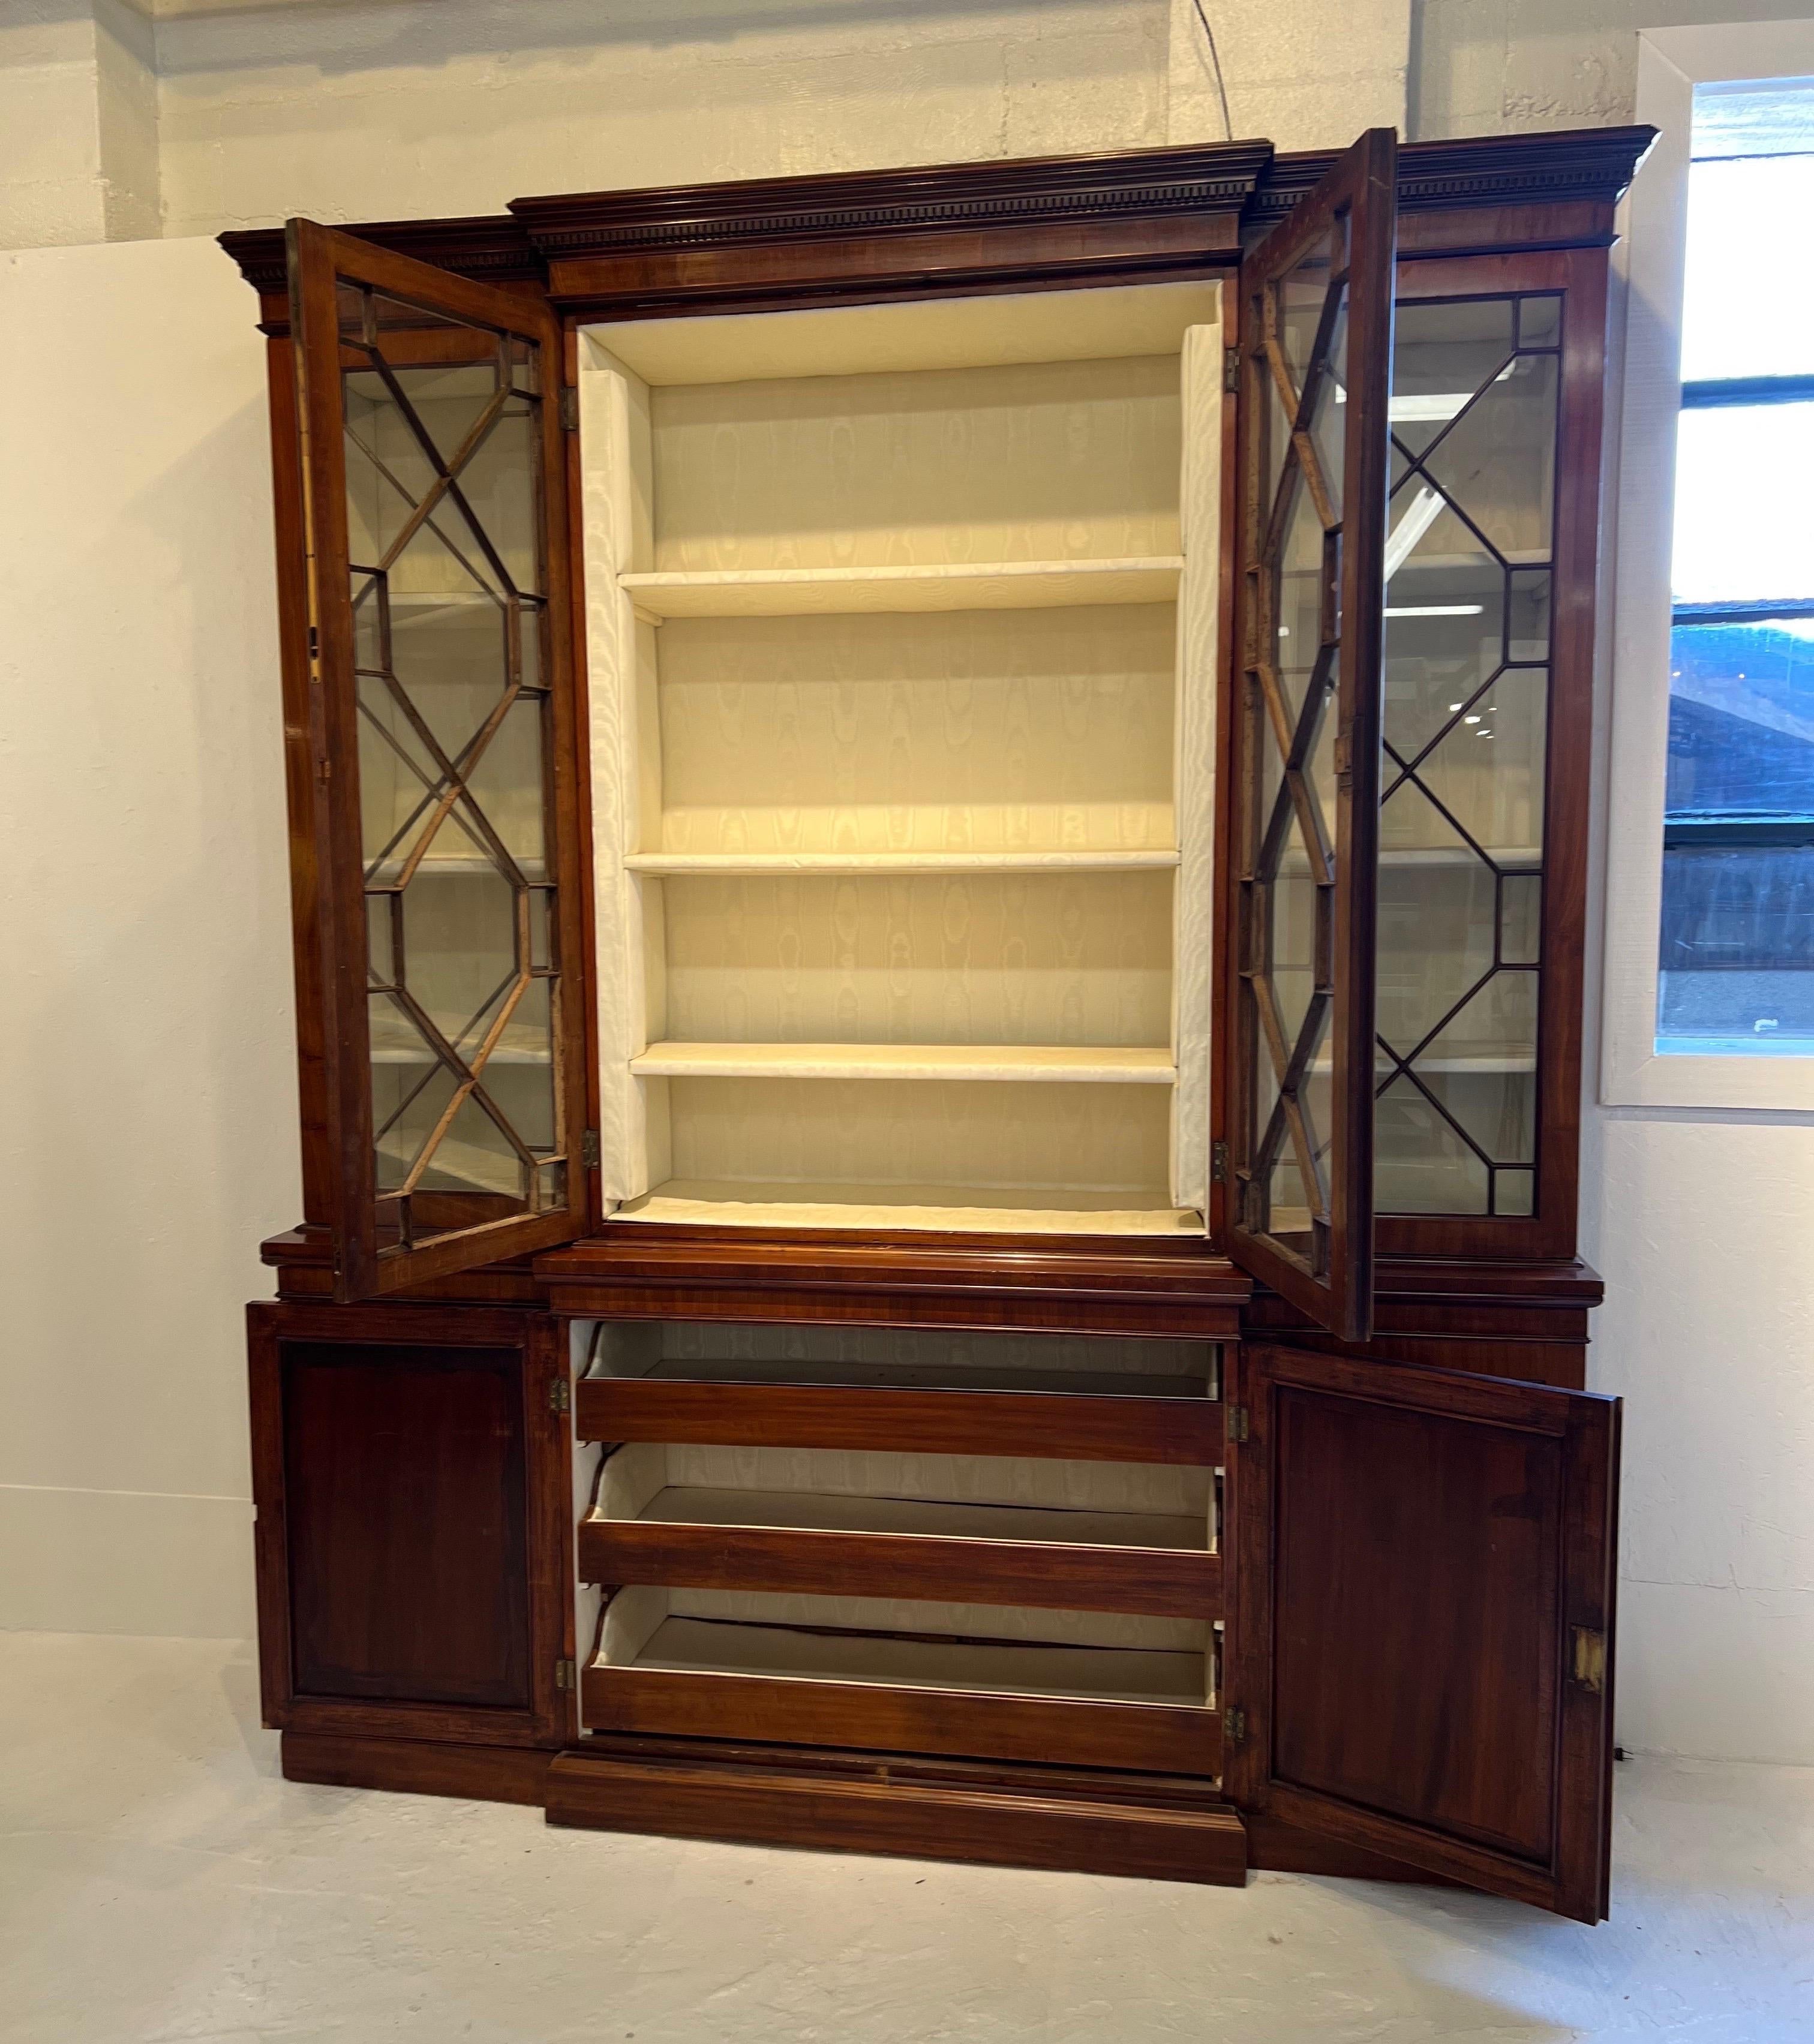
[1223,1342,1620,1922]
[247,1301,573,1747]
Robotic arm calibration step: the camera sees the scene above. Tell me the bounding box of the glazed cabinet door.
[286,222,587,1299]
[1224,1342,1620,1921]
[1371,249,1608,1257]
[1226,130,1397,1340]
[247,1301,575,1748]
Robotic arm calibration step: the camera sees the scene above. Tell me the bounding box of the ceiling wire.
[1190,0,1235,143]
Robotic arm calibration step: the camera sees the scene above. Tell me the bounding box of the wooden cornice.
[1250,125,1658,234]
[219,213,541,299]
[507,139,1274,259]
[218,127,1659,308]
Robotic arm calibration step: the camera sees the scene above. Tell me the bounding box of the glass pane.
[1375,1074,1490,1214]
[1378,293,1557,1218]
[1666,618,1814,820]
[1679,154,1814,382]
[335,276,561,1257]
[1243,234,1350,1266]
[1422,351,1558,563]
[1375,799,1498,1056]
[1659,845,1814,1052]
[1672,404,1814,606]
[1416,970,1539,1162]
[1390,299,1516,460]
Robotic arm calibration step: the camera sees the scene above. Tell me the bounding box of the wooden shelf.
[620,557,1184,619]
[629,1042,1176,1084]
[625,848,1179,876]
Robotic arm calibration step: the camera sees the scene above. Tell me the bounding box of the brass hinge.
[558,386,579,432]
[1226,1405,1250,1444]
[1570,1625,1608,1694]
[1223,1703,1247,1745]
[581,1129,600,1170]
[549,1376,571,1417]
[1224,344,1241,396]
[1211,1138,1229,1184]
[554,1657,577,1691]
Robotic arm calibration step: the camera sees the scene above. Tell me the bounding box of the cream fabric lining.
[579,283,1222,1228]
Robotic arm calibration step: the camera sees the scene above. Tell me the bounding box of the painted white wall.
[0,235,294,1637]
[1572,22,1814,1768]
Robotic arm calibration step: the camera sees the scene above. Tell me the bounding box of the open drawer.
[581,1585,1223,1773]
[578,1439,1223,1618]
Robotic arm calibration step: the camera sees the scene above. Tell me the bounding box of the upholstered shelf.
[620,558,1184,619]
[370,1013,550,1065]
[1281,844,1542,871]
[612,1183,1205,1235]
[624,848,1181,876]
[374,1128,537,1194]
[366,855,549,883]
[628,1042,1176,1084]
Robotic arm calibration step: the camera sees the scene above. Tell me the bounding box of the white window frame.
[1602,18,1814,1109]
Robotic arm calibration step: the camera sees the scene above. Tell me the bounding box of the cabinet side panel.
[581,341,661,1203]
[1173,308,1223,1212]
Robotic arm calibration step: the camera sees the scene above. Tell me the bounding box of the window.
[1602,20,1814,1110]
[1659,96,1814,1054]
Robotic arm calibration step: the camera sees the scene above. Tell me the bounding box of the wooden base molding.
[280,1730,555,1806]
[546,1742,1248,1885]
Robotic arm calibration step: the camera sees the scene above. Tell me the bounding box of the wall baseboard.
[0,1484,255,1639]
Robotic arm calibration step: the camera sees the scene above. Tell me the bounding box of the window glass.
[1659,91,1814,1055]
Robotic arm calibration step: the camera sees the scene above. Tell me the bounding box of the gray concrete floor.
[2,1631,1810,2043]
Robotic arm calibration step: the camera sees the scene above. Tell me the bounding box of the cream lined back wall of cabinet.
[581,279,1222,1232]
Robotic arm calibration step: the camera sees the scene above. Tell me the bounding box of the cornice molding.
[218,214,540,297]
[507,140,1274,258]
[217,127,1660,302]
[1250,125,1658,232]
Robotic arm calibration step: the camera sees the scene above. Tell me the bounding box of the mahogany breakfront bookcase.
[224,122,1653,1922]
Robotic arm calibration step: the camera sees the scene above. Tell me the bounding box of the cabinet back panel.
[662,1074,1173,1200]
[654,605,1176,857]
[649,355,1181,572]
[660,871,1173,1048]
[281,1342,530,1709]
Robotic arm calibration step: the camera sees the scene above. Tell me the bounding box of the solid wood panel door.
[1226,129,1397,1341]
[1224,1342,1620,1921]
[286,221,587,1299]
[246,1301,575,1748]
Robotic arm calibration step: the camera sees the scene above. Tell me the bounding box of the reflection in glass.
[338,283,562,1254]
[1377,291,1559,1217]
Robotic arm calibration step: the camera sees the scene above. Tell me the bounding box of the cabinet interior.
[579,281,1223,1236]
[576,1319,1221,1712]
